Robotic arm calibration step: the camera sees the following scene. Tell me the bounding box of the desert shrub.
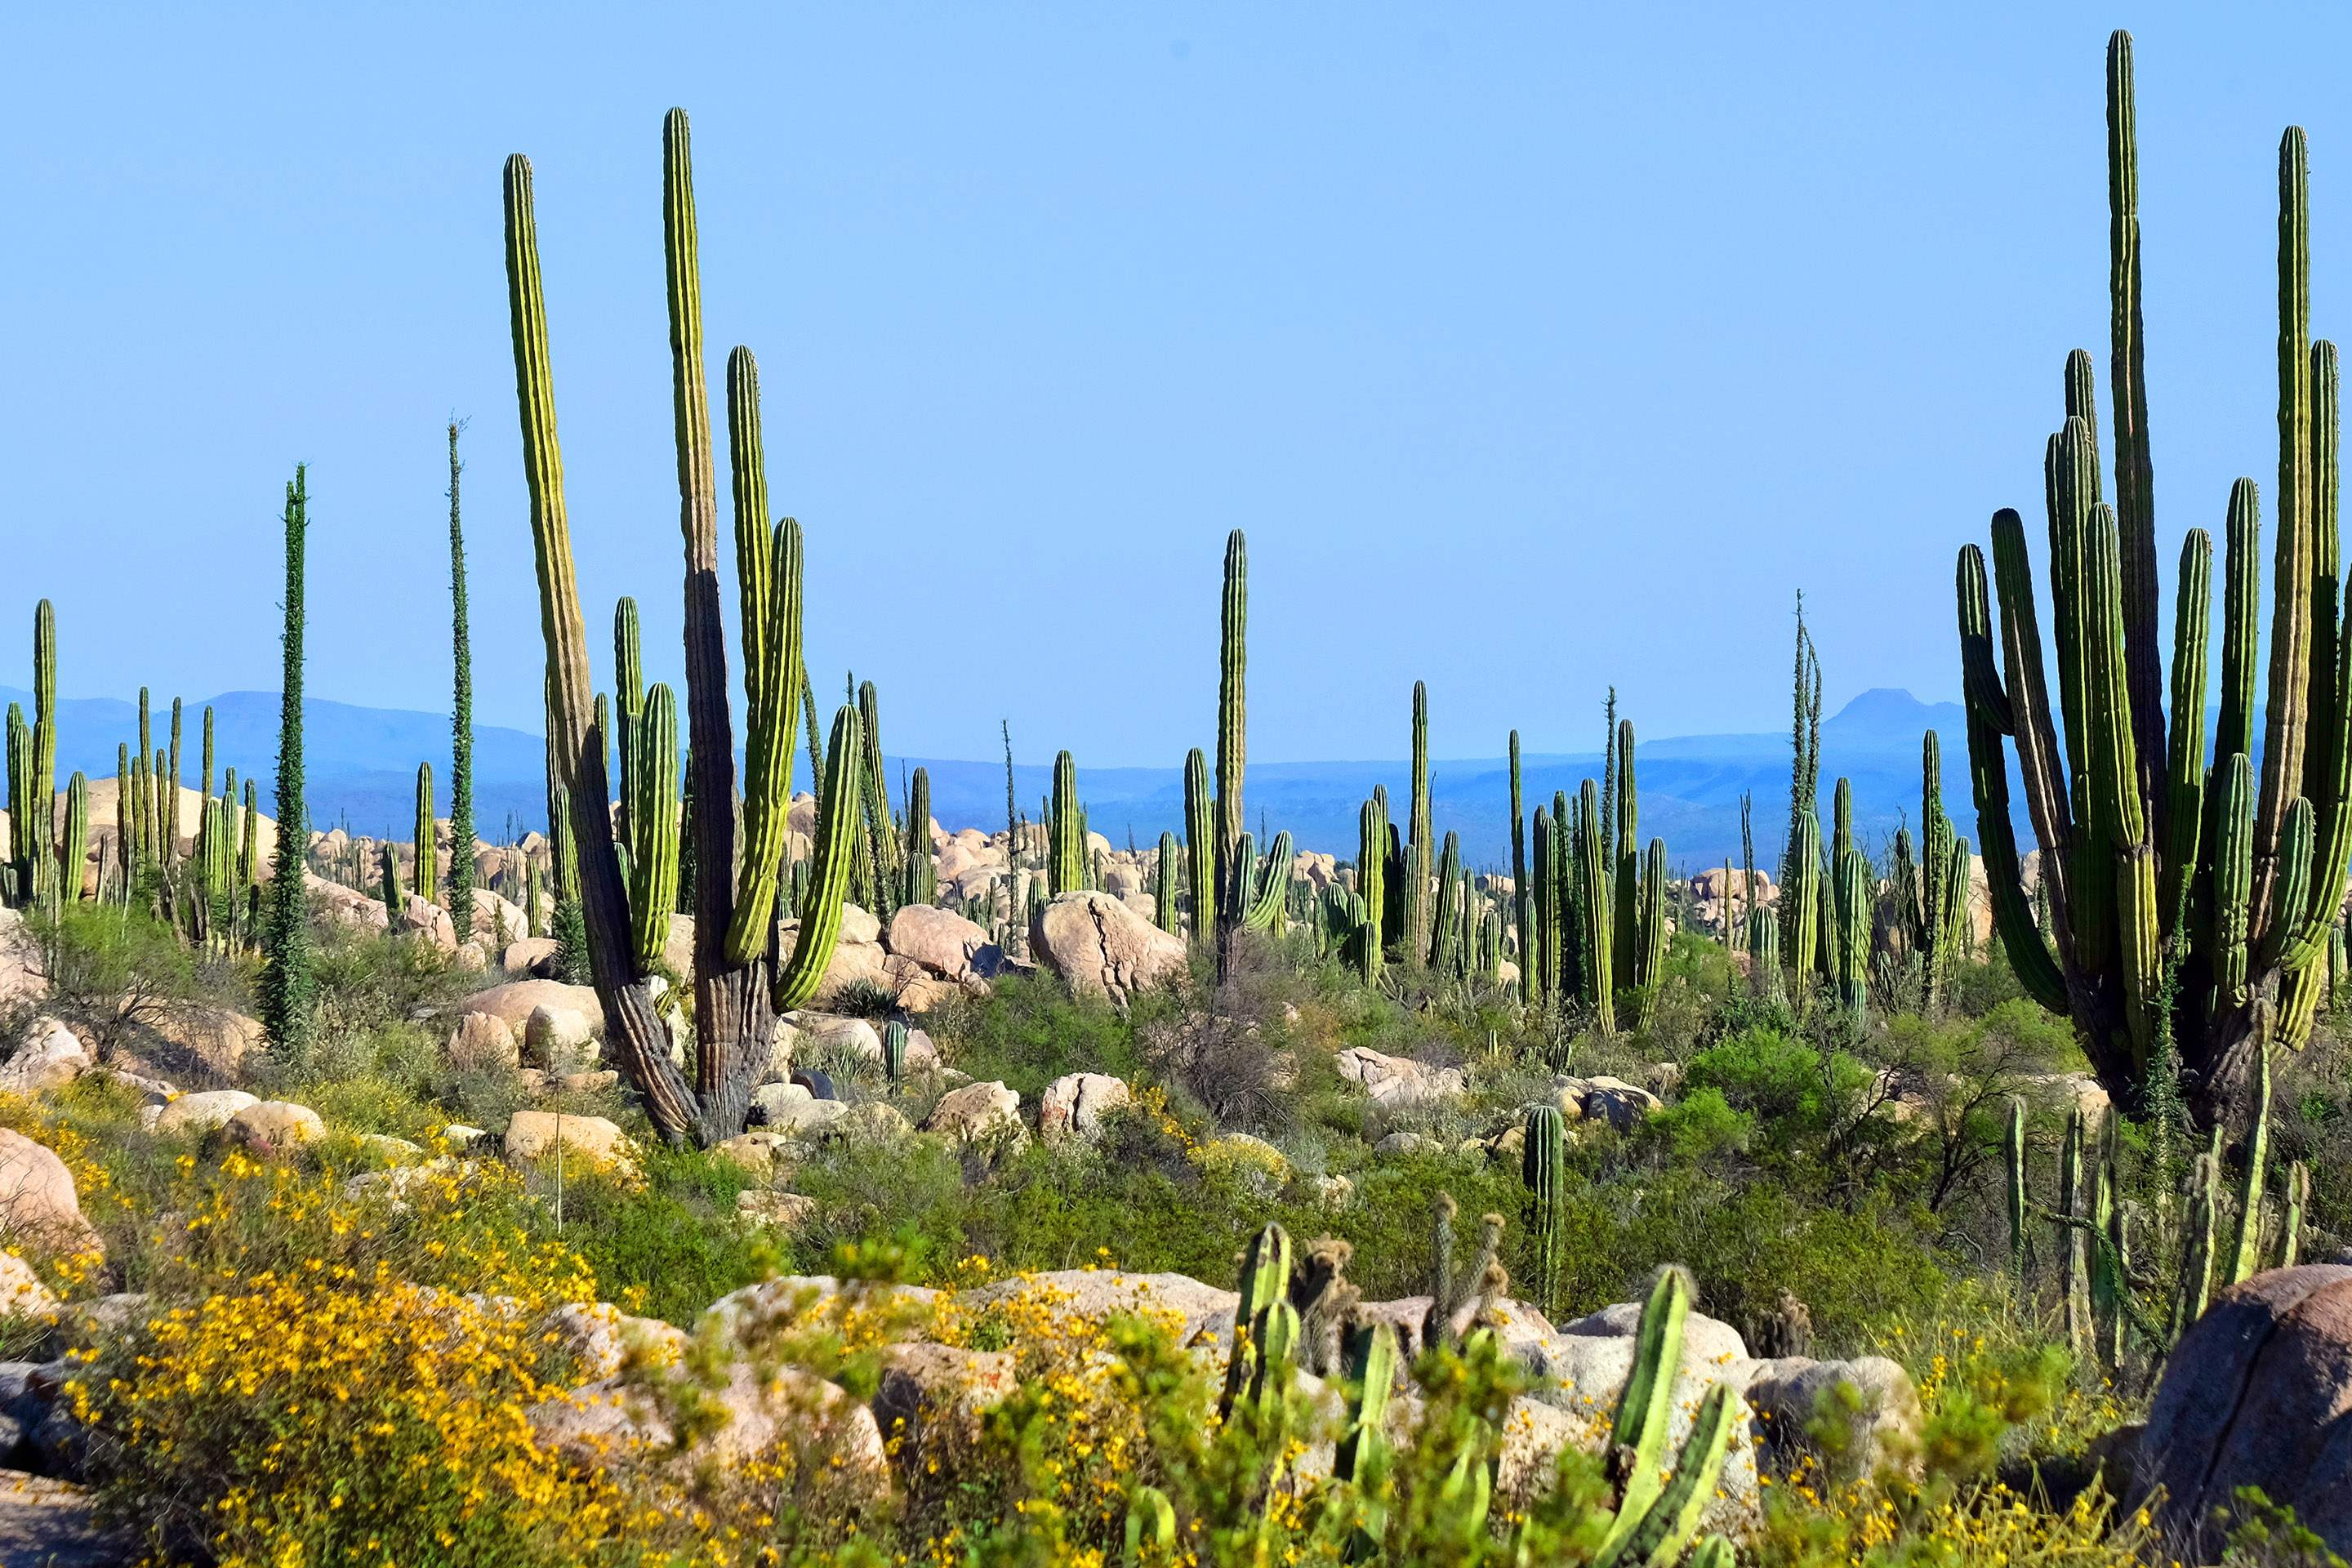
[18,902,199,1059]
[76,1242,613,1566]
[938,969,1147,1098]
[553,1147,768,1325]
[830,977,898,1020]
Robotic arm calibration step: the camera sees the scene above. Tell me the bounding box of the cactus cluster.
[1955,31,2352,1128]
[1513,717,1671,1031]
[504,109,866,1147]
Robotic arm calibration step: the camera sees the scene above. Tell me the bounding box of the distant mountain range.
[2,683,1998,872]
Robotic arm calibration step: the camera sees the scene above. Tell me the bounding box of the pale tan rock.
[1038,1072,1131,1147]
[539,1300,686,1381]
[1031,892,1187,1004]
[228,1100,326,1155]
[502,938,559,977]
[459,979,603,1031]
[0,1022,88,1095]
[0,906,46,1004]
[448,1012,520,1071]
[145,1089,258,1135]
[396,893,458,951]
[302,870,390,933]
[1335,1047,1464,1109]
[504,1111,636,1178]
[885,905,998,981]
[153,1007,265,1074]
[921,1080,1023,1145]
[523,1005,599,1075]
[0,1129,101,1258]
[0,1248,60,1320]
[715,1130,794,1175]
[737,1190,818,1227]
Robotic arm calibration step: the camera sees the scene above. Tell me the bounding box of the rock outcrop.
[1030,892,1186,1004]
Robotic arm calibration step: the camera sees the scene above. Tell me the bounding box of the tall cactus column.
[1184,747,1214,949]
[1407,681,1432,962]
[1214,530,1248,973]
[414,762,438,906]
[1049,750,1085,894]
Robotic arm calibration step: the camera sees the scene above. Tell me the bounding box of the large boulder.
[458,979,604,1032]
[396,893,459,951]
[1742,1356,1924,1477]
[0,1021,90,1095]
[144,1088,259,1135]
[960,1270,1238,1349]
[1039,1073,1133,1147]
[1334,1047,1465,1109]
[530,1360,888,1501]
[0,1129,100,1259]
[1030,892,1187,1004]
[885,905,1001,983]
[448,1012,520,1071]
[921,1081,1024,1146]
[2128,1264,2352,1558]
[151,1007,265,1074]
[0,906,47,1004]
[523,1004,599,1075]
[303,871,390,933]
[504,1112,636,1178]
[1555,1076,1664,1129]
[501,938,560,978]
[227,1100,326,1156]
[0,1248,60,1321]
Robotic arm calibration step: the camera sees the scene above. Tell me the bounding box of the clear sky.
[3,3,2348,767]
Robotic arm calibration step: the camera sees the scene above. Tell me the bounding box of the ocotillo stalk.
[1214,531,1247,970]
[1184,748,1214,949]
[2228,1044,2273,1285]
[448,420,477,935]
[2006,1096,2028,1282]
[2060,1107,2089,1356]
[260,469,314,1061]
[1407,682,1432,961]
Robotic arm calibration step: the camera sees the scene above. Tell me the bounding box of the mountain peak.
[1822,688,1964,746]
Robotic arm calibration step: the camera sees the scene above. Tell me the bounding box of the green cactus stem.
[1430,831,1463,973]
[1050,751,1085,895]
[1577,779,1615,1035]
[1154,831,1182,936]
[2228,1044,2273,1286]
[2283,1160,2311,1267]
[626,684,682,973]
[1614,719,1641,993]
[1510,730,1532,1000]
[903,767,936,909]
[1748,906,1783,1003]
[413,762,437,906]
[59,773,86,905]
[883,1018,907,1090]
[1123,1486,1176,1566]
[1356,798,1387,981]
[1596,1266,1694,1568]
[773,705,865,1013]
[1219,1222,1293,1424]
[1406,682,1432,961]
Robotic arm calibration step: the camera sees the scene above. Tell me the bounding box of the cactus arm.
[1154,831,1181,934]
[1510,730,1531,997]
[2088,506,2159,1064]
[1429,831,1461,969]
[2048,420,2099,844]
[1184,748,1214,949]
[724,353,803,962]
[2256,128,2316,937]
[774,706,866,1011]
[2214,753,2256,1006]
[1615,1382,1740,1568]
[2228,1045,2273,1286]
[1218,1223,1292,1424]
[1243,831,1291,932]
[1614,719,1640,993]
[2255,799,2314,974]
[502,148,691,1138]
[2107,34,2169,850]
[1408,682,1432,960]
[1598,1267,1690,1564]
[2159,529,2214,930]
[1334,1319,1396,1483]
[1989,510,2080,957]
[1214,531,1247,955]
[2281,352,2350,1031]
[626,684,681,971]
[1958,541,2070,1012]
[1357,799,1386,980]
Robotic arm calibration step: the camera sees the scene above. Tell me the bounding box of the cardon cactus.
[1748,906,1784,1003]
[1049,750,1085,895]
[502,113,866,1147]
[1614,719,1642,992]
[903,767,936,908]
[1405,682,1434,960]
[613,595,643,852]
[1576,778,1615,1034]
[2006,1096,2029,1281]
[1592,1266,1742,1568]
[883,1018,907,1090]
[1954,36,2350,1129]
[2228,1044,2273,1286]
[1334,1319,1399,1544]
[1214,531,1248,969]
[1237,830,1292,933]
[59,772,86,906]
[1430,831,1463,973]
[29,602,55,900]
[857,679,900,911]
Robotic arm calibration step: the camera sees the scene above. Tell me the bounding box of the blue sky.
[2,3,2348,767]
